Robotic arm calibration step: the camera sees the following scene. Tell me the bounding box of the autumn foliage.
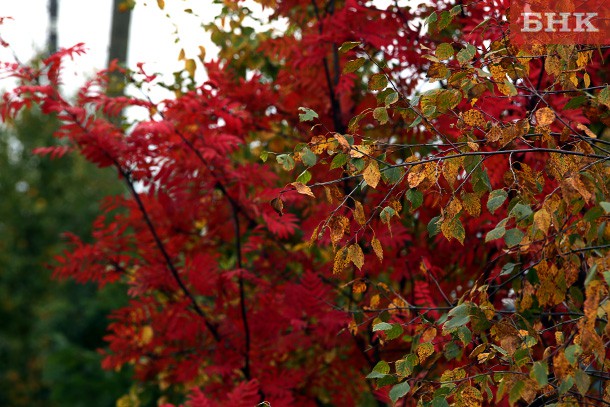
[2,0,610,405]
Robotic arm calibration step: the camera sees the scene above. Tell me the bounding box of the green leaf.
[558,376,574,395]
[444,303,471,330]
[485,226,505,242]
[431,398,450,407]
[563,95,587,110]
[382,166,404,185]
[487,189,507,214]
[301,147,317,167]
[450,4,462,16]
[385,91,399,106]
[276,154,295,171]
[296,170,312,184]
[371,360,390,375]
[500,262,517,276]
[380,206,397,224]
[343,57,366,73]
[395,354,418,377]
[457,44,476,65]
[574,369,591,395]
[428,215,442,237]
[369,73,388,91]
[373,107,389,124]
[599,85,610,109]
[509,380,525,405]
[600,201,610,213]
[510,203,532,220]
[386,324,404,340]
[504,228,524,247]
[372,322,393,332]
[406,189,423,210]
[260,150,269,162]
[565,344,582,365]
[298,107,318,122]
[434,42,455,59]
[531,361,548,387]
[338,41,360,53]
[389,381,411,404]
[330,153,348,170]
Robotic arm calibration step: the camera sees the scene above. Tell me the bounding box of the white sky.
[0,0,403,105]
[0,0,277,100]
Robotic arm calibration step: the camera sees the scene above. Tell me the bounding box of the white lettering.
[521,12,542,32]
[573,13,599,32]
[545,13,570,32]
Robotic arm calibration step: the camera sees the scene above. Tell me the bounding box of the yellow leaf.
[584,72,591,88]
[371,236,383,262]
[329,215,349,247]
[533,208,551,235]
[308,224,320,246]
[576,122,597,139]
[350,144,370,158]
[535,107,555,126]
[333,247,348,274]
[370,294,380,308]
[461,192,481,217]
[487,125,502,143]
[462,109,486,127]
[347,243,364,270]
[407,170,425,189]
[291,182,315,197]
[141,325,154,345]
[178,48,186,61]
[157,0,165,9]
[185,58,196,77]
[416,342,434,363]
[354,200,366,225]
[353,281,367,294]
[363,160,380,189]
[334,134,350,152]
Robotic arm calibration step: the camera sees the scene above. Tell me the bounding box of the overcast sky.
[0,0,231,98]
